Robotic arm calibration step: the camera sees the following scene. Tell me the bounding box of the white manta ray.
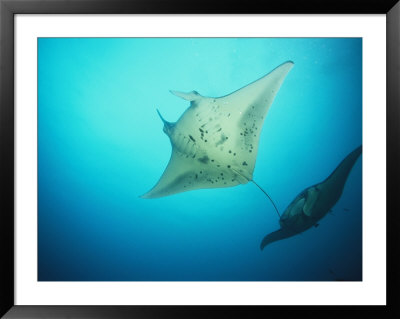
[141,61,294,204]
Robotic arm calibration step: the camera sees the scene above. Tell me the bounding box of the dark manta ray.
[260,145,362,250]
[141,62,294,201]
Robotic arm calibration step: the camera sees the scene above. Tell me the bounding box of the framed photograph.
[1,0,399,318]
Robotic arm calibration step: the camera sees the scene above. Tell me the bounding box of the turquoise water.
[38,38,362,281]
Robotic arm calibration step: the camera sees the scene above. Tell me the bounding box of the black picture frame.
[1,0,399,318]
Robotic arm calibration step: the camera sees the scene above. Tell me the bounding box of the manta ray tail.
[251,180,281,218]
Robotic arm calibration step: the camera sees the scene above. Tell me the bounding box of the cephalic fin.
[170,90,201,101]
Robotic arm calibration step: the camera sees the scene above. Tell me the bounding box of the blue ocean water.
[38,38,362,281]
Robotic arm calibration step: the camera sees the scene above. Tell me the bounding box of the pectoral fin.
[260,228,293,250]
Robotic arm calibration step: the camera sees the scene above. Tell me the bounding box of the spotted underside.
[141,61,294,198]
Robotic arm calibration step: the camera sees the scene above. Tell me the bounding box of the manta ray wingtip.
[139,193,151,199]
[267,60,294,75]
[140,189,163,199]
[282,60,294,68]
